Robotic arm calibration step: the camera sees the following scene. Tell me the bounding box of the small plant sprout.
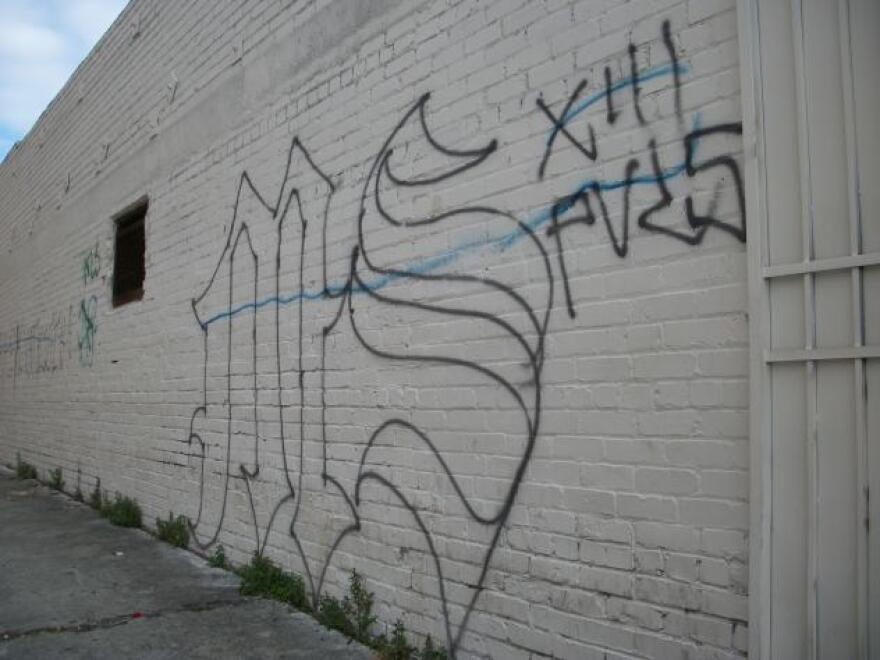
[15,453,37,480]
[89,478,103,510]
[102,494,142,528]
[238,554,308,611]
[208,544,228,569]
[376,620,415,660]
[48,467,64,491]
[156,513,189,548]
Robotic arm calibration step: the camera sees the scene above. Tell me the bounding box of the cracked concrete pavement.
[0,471,372,659]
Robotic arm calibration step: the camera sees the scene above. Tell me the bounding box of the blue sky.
[0,0,127,161]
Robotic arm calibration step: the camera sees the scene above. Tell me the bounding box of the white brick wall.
[0,0,749,657]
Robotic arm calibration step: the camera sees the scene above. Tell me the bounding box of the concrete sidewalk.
[0,471,371,659]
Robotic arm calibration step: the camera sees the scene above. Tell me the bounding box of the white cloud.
[61,0,128,48]
[0,0,127,156]
[0,22,67,60]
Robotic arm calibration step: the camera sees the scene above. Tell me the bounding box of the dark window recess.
[112,199,147,307]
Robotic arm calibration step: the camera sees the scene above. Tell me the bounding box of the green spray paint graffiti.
[78,295,97,367]
[0,242,103,379]
[81,241,101,285]
[78,241,101,366]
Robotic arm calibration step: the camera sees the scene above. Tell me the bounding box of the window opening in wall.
[112,198,147,307]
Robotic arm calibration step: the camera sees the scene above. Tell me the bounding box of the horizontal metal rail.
[764,345,880,363]
[763,252,880,278]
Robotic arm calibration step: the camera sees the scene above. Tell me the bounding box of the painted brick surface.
[0,1,749,657]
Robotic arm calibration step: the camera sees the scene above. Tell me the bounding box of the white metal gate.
[738,0,880,657]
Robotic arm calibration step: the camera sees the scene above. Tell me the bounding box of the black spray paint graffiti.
[538,19,746,318]
[0,300,97,378]
[0,308,73,381]
[182,20,746,658]
[186,135,332,554]
[350,92,552,654]
[186,94,551,657]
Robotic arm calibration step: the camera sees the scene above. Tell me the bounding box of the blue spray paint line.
[9,134,695,339]
[0,335,56,352]
[198,115,701,331]
[8,64,698,339]
[198,245,464,328]
[546,62,690,145]
[500,111,701,252]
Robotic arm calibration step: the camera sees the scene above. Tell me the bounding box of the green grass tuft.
[318,594,351,637]
[15,453,37,480]
[88,478,103,510]
[345,569,377,644]
[48,467,64,491]
[420,635,447,660]
[316,569,376,644]
[238,554,308,610]
[102,494,142,528]
[207,544,229,569]
[156,513,189,548]
[376,620,415,660]
[224,555,437,657]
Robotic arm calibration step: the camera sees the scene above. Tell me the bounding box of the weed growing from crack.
[15,453,37,480]
[229,554,444,658]
[318,594,351,637]
[420,635,447,660]
[376,620,416,660]
[347,569,378,644]
[375,622,447,659]
[73,467,84,502]
[317,569,378,644]
[208,544,229,569]
[238,554,308,611]
[48,467,64,492]
[88,478,103,511]
[102,494,142,528]
[156,513,189,548]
